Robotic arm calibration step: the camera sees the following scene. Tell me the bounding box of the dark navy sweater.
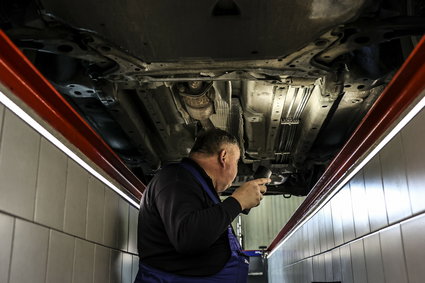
[137,158,242,276]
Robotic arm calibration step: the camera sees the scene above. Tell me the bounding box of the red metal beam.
[268,35,425,252]
[0,30,144,201]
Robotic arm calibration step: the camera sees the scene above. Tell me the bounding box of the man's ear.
[218,149,227,167]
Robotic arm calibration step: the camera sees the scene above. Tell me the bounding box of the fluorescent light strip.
[268,94,425,258]
[0,90,140,209]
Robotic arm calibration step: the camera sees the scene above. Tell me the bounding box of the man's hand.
[231,178,271,210]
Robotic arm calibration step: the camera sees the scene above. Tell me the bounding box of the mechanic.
[135,128,271,283]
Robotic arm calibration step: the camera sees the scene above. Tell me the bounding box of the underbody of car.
[1,0,424,196]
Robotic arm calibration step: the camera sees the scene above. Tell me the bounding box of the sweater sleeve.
[155,176,242,255]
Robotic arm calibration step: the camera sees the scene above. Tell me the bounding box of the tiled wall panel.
[132,255,139,283]
[64,159,89,238]
[401,109,425,214]
[323,202,334,251]
[35,138,68,230]
[380,135,412,223]
[380,225,409,283]
[73,238,95,283]
[331,248,342,282]
[340,185,355,243]
[364,233,385,283]
[402,214,425,283]
[0,101,139,283]
[312,254,325,282]
[9,219,49,283]
[128,206,139,254]
[350,240,367,283]
[0,110,40,220]
[268,108,425,282]
[0,214,13,283]
[94,244,111,283]
[104,188,120,249]
[86,176,106,243]
[340,245,354,283]
[330,191,344,246]
[350,171,370,237]
[363,156,388,232]
[110,250,122,283]
[324,251,333,282]
[122,253,134,283]
[46,230,74,283]
[118,198,130,251]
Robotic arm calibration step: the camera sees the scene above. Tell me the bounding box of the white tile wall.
[122,253,134,283]
[380,135,412,224]
[0,110,40,220]
[312,254,325,282]
[331,191,344,246]
[340,185,355,243]
[401,109,425,214]
[312,213,320,255]
[86,176,106,244]
[304,258,313,283]
[35,138,68,230]
[402,214,425,283]
[350,171,370,237]
[46,230,74,283]
[9,219,49,283]
[364,156,388,231]
[73,238,95,283]
[94,244,111,283]
[318,209,327,252]
[350,239,367,283]
[64,159,89,238]
[131,255,139,282]
[364,232,385,283]
[324,251,333,281]
[128,206,139,254]
[0,101,139,283]
[323,202,334,251]
[104,188,120,248]
[380,225,409,283]
[268,107,425,282]
[118,198,130,251]
[0,213,13,283]
[340,244,354,283]
[331,248,342,282]
[110,250,122,283]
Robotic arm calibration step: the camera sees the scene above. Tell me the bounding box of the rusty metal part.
[178,82,215,122]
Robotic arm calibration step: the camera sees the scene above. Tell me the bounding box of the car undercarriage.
[1,0,424,196]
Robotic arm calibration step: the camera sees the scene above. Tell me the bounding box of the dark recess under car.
[1,0,424,196]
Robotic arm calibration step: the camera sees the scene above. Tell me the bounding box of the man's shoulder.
[157,162,187,177]
[152,162,196,187]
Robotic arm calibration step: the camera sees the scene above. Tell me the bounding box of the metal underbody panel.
[1,0,424,194]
